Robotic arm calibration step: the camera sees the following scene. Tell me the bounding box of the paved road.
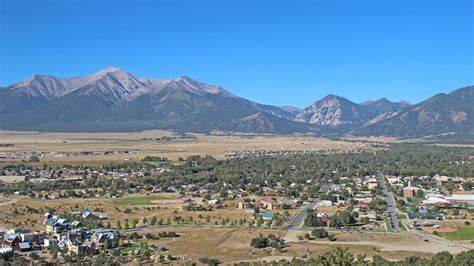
[402,220,473,252]
[285,198,318,229]
[376,173,400,232]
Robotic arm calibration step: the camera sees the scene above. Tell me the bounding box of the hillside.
[353,86,474,137]
[0,68,313,134]
[0,67,472,138]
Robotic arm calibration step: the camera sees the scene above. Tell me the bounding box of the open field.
[113,195,174,205]
[132,227,453,263]
[0,130,379,165]
[439,226,474,241]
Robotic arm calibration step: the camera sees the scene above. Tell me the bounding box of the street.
[285,198,319,229]
[376,173,400,232]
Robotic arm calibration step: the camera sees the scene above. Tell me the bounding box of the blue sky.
[1,0,472,107]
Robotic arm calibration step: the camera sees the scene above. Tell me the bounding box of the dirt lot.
[422,226,458,233]
[0,130,377,165]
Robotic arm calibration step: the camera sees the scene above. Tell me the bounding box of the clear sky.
[1,0,472,107]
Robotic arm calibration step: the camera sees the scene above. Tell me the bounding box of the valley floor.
[0,130,380,165]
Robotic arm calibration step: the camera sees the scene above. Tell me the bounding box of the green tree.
[311,228,329,238]
[431,251,453,266]
[103,239,110,250]
[326,246,354,265]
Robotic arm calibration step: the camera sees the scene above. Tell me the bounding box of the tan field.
[0,130,378,165]
[132,227,440,263]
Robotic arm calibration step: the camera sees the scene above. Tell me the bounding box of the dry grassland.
[1,130,376,165]
[136,227,437,263]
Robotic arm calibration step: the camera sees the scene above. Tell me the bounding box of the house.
[17,242,31,252]
[71,221,82,231]
[66,237,81,254]
[403,186,421,198]
[82,239,95,255]
[20,232,44,244]
[356,200,369,207]
[43,238,58,248]
[237,201,254,210]
[367,178,378,190]
[280,199,296,209]
[0,234,19,249]
[82,212,98,221]
[45,218,67,234]
[91,229,117,245]
[75,208,91,216]
[259,198,282,210]
[319,200,333,207]
[386,176,401,184]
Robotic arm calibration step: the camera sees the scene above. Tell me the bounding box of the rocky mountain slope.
[0,67,313,134]
[294,95,411,133]
[353,86,474,137]
[0,67,471,138]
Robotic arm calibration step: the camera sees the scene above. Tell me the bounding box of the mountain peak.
[99,66,121,73]
[175,75,193,80]
[91,66,123,78]
[170,75,231,96]
[374,97,391,104]
[323,94,341,99]
[174,75,200,85]
[296,94,366,126]
[320,94,352,103]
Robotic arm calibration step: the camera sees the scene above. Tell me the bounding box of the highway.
[376,173,400,232]
[285,198,318,229]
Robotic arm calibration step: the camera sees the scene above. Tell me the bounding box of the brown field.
[133,227,438,263]
[422,226,458,233]
[0,130,378,165]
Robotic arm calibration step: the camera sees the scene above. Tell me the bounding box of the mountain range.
[0,67,472,139]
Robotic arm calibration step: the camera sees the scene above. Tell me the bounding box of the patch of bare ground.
[144,227,288,263]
